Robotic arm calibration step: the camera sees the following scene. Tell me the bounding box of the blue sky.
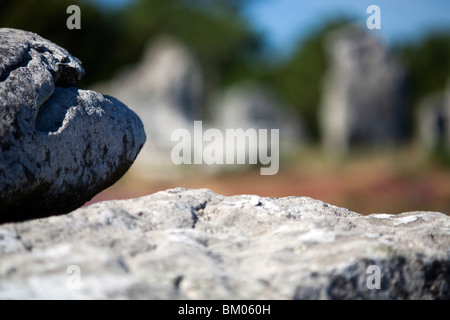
[242,0,450,55]
[93,0,450,55]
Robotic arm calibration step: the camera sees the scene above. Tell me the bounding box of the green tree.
[120,0,262,88]
[398,33,450,108]
[0,0,124,86]
[0,0,262,89]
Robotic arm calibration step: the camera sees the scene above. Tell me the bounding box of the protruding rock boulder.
[0,28,146,223]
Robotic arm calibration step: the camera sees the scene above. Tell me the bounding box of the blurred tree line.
[1,0,450,141]
[0,0,260,88]
[397,33,450,111]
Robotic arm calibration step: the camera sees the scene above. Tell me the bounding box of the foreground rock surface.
[0,188,449,299]
[0,28,146,222]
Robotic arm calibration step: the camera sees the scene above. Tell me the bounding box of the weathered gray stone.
[320,25,409,157]
[0,28,146,223]
[0,188,448,299]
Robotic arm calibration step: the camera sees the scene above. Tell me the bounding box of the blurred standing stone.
[417,83,450,153]
[0,28,146,223]
[210,82,305,171]
[94,36,203,176]
[320,25,409,157]
[212,83,305,142]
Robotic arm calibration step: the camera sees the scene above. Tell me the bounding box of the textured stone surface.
[0,28,146,222]
[0,188,448,299]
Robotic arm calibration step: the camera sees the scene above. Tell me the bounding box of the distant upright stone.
[210,82,305,170]
[320,25,409,156]
[94,36,203,175]
[417,85,450,153]
[0,28,146,223]
[212,83,304,141]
